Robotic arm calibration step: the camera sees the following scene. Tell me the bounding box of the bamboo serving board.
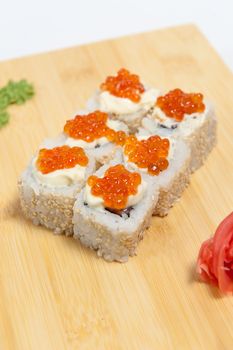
[1,24,233,350]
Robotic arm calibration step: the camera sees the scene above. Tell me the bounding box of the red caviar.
[100,68,145,103]
[64,111,127,146]
[36,145,88,174]
[124,135,170,176]
[156,88,205,121]
[87,164,141,210]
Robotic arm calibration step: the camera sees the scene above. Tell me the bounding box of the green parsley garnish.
[0,80,35,128]
[0,110,10,127]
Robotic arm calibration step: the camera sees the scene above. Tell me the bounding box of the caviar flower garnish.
[64,111,127,146]
[88,164,141,210]
[100,68,145,103]
[156,88,205,121]
[124,135,170,175]
[36,146,88,174]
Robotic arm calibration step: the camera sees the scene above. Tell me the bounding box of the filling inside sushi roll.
[83,164,147,217]
[122,134,172,176]
[63,110,128,149]
[33,145,89,186]
[141,88,208,137]
[88,68,159,118]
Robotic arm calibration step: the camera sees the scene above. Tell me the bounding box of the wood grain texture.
[0,24,233,350]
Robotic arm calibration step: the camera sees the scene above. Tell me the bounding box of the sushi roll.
[73,159,158,262]
[19,145,96,236]
[139,89,217,172]
[87,68,159,133]
[53,110,128,166]
[122,134,190,217]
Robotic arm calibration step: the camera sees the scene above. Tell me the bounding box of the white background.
[0,0,232,70]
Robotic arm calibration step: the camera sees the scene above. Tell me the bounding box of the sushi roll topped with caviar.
[139,89,217,172]
[121,134,190,217]
[87,68,159,132]
[19,145,96,235]
[73,160,158,262]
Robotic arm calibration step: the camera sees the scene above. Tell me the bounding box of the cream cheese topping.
[107,119,128,132]
[32,158,87,187]
[84,177,147,212]
[64,119,127,148]
[65,136,107,149]
[99,88,159,115]
[149,107,178,128]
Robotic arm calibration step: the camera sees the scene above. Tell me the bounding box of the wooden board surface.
[1,24,233,349]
